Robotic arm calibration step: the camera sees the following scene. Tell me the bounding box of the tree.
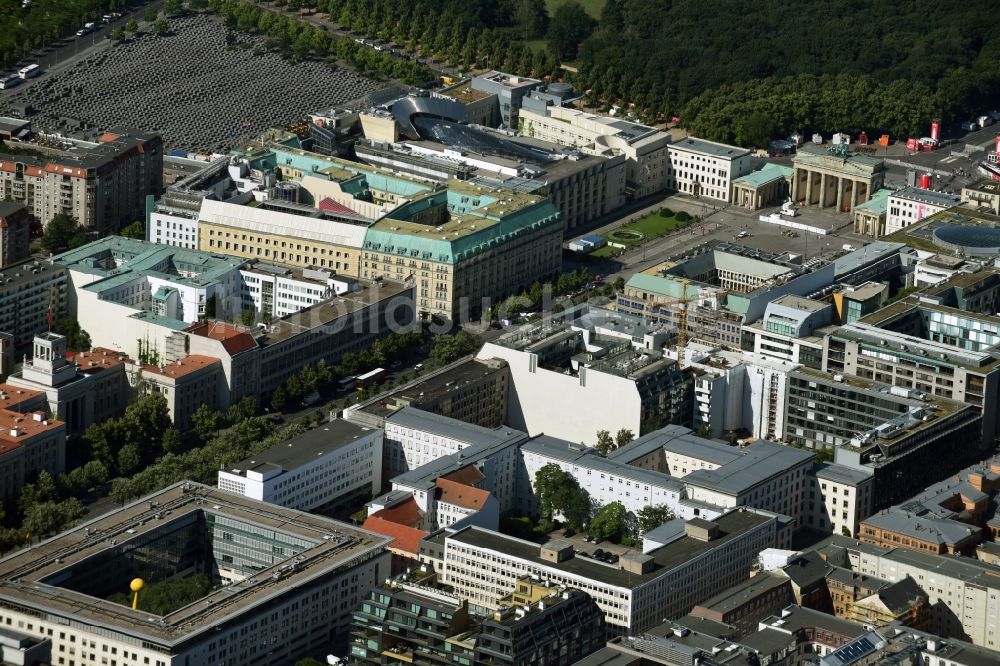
[23,498,85,537]
[546,2,595,61]
[117,443,141,475]
[124,19,138,34]
[514,0,548,40]
[270,385,287,411]
[615,428,634,448]
[534,463,590,531]
[111,26,125,42]
[162,425,182,454]
[430,330,483,365]
[613,276,625,291]
[19,471,58,514]
[637,504,675,534]
[590,502,626,541]
[41,213,80,255]
[595,429,614,456]
[153,18,169,36]
[56,317,91,352]
[191,404,223,442]
[144,7,159,23]
[165,0,185,15]
[119,220,144,238]
[743,110,777,148]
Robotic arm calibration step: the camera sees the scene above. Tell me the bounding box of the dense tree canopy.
[534,463,591,531]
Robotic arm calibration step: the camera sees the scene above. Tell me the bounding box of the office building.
[0,258,67,346]
[516,104,670,199]
[178,320,260,406]
[0,382,65,499]
[371,407,527,514]
[790,144,886,213]
[618,241,835,350]
[198,198,369,274]
[687,573,794,637]
[0,482,392,664]
[807,462,874,538]
[53,236,246,359]
[665,137,753,203]
[240,262,357,321]
[352,357,509,430]
[437,508,782,635]
[148,156,255,250]
[0,129,162,233]
[829,281,888,324]
[124,355,224,429]
[824,295,1000,447]
[961,178,1000,213]
[478,305,690,443]
[6,334,128,438]
[885,187,962,235]
[362,181,562,320]
[307,107,361,157]
[471,71,544,128]
[354,131,627,232]
[0,201,30,267]
[218,419,382,517]
[741,294,832,368]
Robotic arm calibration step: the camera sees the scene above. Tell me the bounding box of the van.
[842,244,857,252]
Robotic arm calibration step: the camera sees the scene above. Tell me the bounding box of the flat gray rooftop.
[228,419,377,475]
[670,137,749,159]
[0,482,388,649]
[448,509,771,588]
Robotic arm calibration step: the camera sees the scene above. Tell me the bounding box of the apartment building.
[885,187,961,235]
[6,334,128,438]
[437,508,781,635]
[361,181,563,320]
[0,129,162,232]
[819,535,1000,649]
[687,573,794,637]
[0,201,30,267]
[0,258,67,346]
[807,462,874,538]
[218,419,382,517]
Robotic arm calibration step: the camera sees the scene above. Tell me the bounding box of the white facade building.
[218,419,382,514]
[240,264,357,320]
[666,137,753,202]
[439,508,781,634]
[885,187,961,235]
[808,463,874,537]
[149,208,199,249]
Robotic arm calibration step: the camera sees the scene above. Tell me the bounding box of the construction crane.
[643,278,728,351]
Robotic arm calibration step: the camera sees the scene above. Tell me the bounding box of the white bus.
[0,76,21,90]
[17,64,40,79]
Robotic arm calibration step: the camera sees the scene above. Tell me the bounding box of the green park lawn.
[588,211,693,257]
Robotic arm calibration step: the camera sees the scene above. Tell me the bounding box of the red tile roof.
[362,515,428,555]
[319,197,356,215]
[373,497,423,528]
[0,410,64,447]
[440,465,485,487]
[67,348,126,373]
[436,477,491,510]
[186,321,258,355]
[139,355,220,380]
[0,384,44,412]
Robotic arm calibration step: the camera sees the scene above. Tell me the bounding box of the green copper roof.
[625,273,704,300]
[853,188,894,215]
[733,163,793,188]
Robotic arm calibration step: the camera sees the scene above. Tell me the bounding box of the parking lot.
[544,527,637,563]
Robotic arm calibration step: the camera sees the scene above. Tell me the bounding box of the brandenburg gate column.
[836,177,844,212]
[819,173,827,208]
[805,170,814,206]
[850,179,859,210]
